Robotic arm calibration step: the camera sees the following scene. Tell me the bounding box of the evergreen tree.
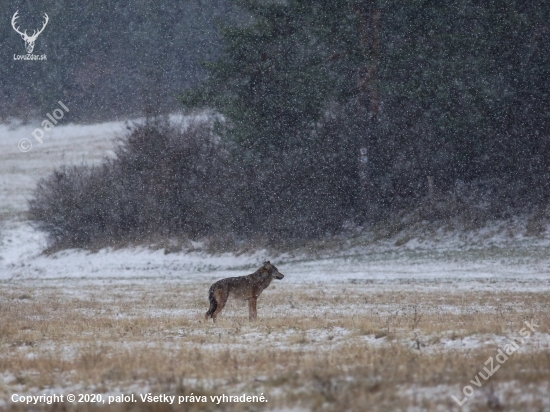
[182,0,365,156]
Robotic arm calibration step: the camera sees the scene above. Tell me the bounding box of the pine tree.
[182,0,365,156]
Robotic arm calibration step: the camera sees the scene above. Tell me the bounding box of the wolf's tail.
[205,286,217,318]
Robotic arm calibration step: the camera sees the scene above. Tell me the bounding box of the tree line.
[29,0,550,249]
[185,0,550,222]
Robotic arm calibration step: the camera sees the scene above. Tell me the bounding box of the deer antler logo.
[11,11,49,54]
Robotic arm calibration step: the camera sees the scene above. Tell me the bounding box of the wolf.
[205,261,284,322]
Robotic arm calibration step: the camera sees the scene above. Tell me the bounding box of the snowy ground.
[1,119,550,411]
[0,120,122,217]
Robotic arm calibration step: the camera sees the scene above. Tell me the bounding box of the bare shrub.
[29,120,240,249]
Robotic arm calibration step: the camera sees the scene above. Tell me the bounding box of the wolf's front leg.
[248,297,258,321]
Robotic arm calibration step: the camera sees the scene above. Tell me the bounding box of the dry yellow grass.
[0,280,549,411]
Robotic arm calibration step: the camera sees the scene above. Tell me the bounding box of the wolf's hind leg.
[212,290,228,323]
[205,300,217,321]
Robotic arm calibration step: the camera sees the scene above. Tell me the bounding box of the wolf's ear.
[263,261,270,267]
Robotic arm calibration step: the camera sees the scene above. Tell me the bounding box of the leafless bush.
[29,121,240,248]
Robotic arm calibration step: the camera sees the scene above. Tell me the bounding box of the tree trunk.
[353,1,381,222]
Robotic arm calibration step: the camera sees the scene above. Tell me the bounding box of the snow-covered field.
[0,120,123,217]
[1,119,550,411]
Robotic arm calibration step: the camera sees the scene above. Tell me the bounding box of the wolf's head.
[263,261,284,279]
